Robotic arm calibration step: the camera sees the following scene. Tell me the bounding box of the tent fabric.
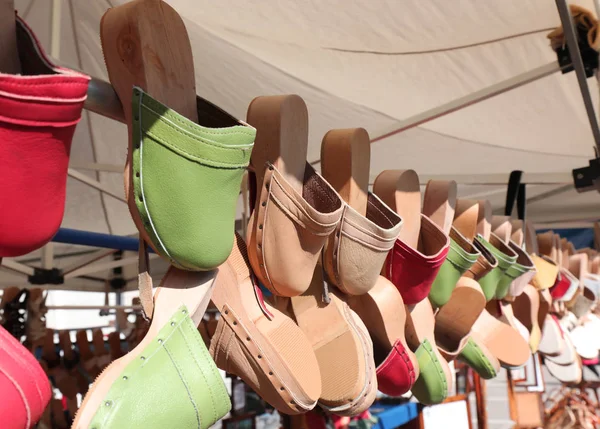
[8,0,600,245]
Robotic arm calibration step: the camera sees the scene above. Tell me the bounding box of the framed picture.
[420,395,472,429]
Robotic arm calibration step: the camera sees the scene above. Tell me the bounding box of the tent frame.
[2,0,597,292]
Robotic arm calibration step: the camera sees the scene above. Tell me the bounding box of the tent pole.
[67,168,126,202]
[62,249,118,276]
[52,228,150,252]
[64,254,158,280]
[85,76,125,123]
[371,62,561,143]
[555,0,600,152]
[41,243,54,270]
[369,172,573,185]
[69,162,122,173]
[1,259,34,276]
[50,0,61,59]
[46,305,141,311]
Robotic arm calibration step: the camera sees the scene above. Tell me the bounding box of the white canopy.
[3,0,600,298]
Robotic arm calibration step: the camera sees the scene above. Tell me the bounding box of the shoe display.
[2,1,600,427]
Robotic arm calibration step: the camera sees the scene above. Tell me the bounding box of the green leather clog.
[131,88,255,271]
[458,337,500,380]
[429,228,480,308]
[89,305,230,429]
[476,235,518,301]
[411,339,449,405]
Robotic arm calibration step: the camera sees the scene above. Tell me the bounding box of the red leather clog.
[376,339,417,396]
[0,325,51,428]
[384,215,449,305]
[0,15,89,257]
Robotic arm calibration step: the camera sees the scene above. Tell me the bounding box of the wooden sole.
[72,267,216,429]
[472,309,531,368]
[321,128,370,216]
[373,169,421,248]
[210,235,321,412]
[246,94,309,203]
[404,299,453,387]
[423,180,457,235]
[100,0,198,269]
[290,268,369,410]
[435,278,485,354]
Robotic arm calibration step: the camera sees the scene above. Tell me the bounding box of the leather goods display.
[246,96,343,298]
[371,170,453,405]
[0,15,89,257]
[0,325,51,429]
[6,1,600,425]
[289,129,379,415]
[319,129,414,400]
[453,200,531,369]
[74,3,243,427]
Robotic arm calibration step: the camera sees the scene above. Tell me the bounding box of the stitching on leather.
[143,128,251,169]
[163,345,202,429]
[420,340,447,393]
[182,318,229,408]
[467,340,496,377]
[0,365,32,428]
[178,321,219,424]
[340,229,396,252]
[366,198,396,228]
[270,174,340,229]
[141,97,255,139]
[256,176,277,294]
[136,93,175,265]
[219,305,307,410]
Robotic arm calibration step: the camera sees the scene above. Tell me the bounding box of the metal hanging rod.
[46,305,141,311]
[555,0,600,153]
[85,75,125,123]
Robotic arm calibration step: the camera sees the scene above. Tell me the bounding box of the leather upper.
[476,234,518,301]
[89,306,230,428]
[496,241,535,300]
[324,193,402,296]
[531,255,559,290]
[375,338,417,397]
[248,164,343,296]
[0,16,89,257]
[458,337,498,380]
[410,339,449,405]
[568,285,597,318]
[131,88,254,271]
[429,227,480,308]
[0,325,51,428]
[384,215,449,305]
[550,271,571,300]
